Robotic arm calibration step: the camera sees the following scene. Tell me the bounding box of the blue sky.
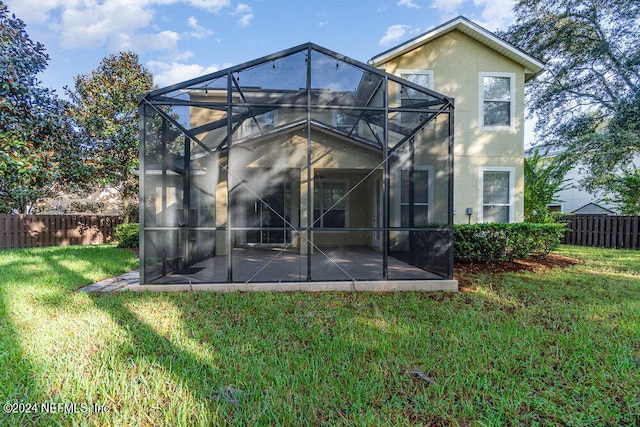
[5,0,518,94]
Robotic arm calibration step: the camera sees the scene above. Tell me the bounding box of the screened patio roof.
[139,42,454,156]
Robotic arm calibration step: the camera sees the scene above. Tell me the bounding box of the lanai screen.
[139,43,454,285]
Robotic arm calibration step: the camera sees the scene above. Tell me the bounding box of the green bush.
[454,223,567,262]
[114,223,139,248]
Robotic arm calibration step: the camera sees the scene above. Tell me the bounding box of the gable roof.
[370,16,545,82]
[572,203,617,215]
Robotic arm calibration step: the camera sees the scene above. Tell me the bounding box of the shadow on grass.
[0,287,43,426]
[1,244,637,424]
[3,246,221,419]
[90,294,224,416]
[0,246,139,425]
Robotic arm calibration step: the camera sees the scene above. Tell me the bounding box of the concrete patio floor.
[80,247,458,292]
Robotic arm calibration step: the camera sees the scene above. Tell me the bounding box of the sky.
[5,0,520,94]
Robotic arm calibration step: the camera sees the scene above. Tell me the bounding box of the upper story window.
[479,72,515,130]
[240,110,277,138]
[334,111,359,135]
[397,70,434,125]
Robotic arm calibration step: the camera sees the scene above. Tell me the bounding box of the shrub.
[454,223,567,262]
[114,223,139,248]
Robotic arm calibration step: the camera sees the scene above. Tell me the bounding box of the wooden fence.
[0,215,124,250]
[561,215,640,249]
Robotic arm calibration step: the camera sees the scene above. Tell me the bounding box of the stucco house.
[137,16,543,288]
[371,16,544,224]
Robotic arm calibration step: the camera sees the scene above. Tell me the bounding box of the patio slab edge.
[124,280,458,293]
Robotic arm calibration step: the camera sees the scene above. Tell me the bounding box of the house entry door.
[245,180,291,245]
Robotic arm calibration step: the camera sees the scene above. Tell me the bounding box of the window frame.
[396,69,434,126]
[333,110,361,136]
[239,109,278,138]
[478,166,515,223]
[395,165,434,227]
[547,204,563,213]
[313,179,349,229]
[479,72,515,131]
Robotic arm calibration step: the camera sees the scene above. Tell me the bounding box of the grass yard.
[0,244,638,426]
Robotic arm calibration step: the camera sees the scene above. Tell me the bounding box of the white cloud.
[238,13,253,27]
[10,0,231,51]
[235,3,252,14]
[379,25,410,45]
[60,0,154,49]
[397,0,420,9]
[147,60,220,87]
[188,0,231,13]
[233,3,253,27]
[4,0,67,24]
[187,16,214,39]
[474,0,515,31]
[430,0,465,15]
[113,31,181,53]
[317,11,328,27]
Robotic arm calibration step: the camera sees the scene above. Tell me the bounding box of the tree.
[0,2,90,213]
[502,0,640,213]
[599,170,640,215]
[67,52,154,219]
[524,149,571,223]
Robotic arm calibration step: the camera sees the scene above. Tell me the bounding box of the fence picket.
[0,215,124,250]
[561,215,640,250]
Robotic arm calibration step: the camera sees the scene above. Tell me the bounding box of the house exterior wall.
[544,156,640,214]
[183,82,451,256]
[378,29,526,223]
[216,129,385,255]
[194,128,449,255]
[36,187,123,215]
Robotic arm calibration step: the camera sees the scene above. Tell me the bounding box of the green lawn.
[0,245,638,426]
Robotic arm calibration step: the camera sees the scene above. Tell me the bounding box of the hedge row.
[454,223,567,262]
[117,222,565,263]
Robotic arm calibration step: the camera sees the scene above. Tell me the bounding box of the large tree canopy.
[67,51,154,218]
[0,2,89,213]
[503,0,640,213]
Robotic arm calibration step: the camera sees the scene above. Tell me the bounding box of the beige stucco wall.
[188,99,452,255]
[220,129,385,254]
[380,29,526,223]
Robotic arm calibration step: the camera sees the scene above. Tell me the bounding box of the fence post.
[0,215,6,250]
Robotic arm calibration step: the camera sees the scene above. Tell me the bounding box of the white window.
[479,167,515,223]
[397,70,434,125]
[397,166,434,227]
[240,110,277,138]
[334,111,358,135]
[314,180,347,228]
[479,72,515,130]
